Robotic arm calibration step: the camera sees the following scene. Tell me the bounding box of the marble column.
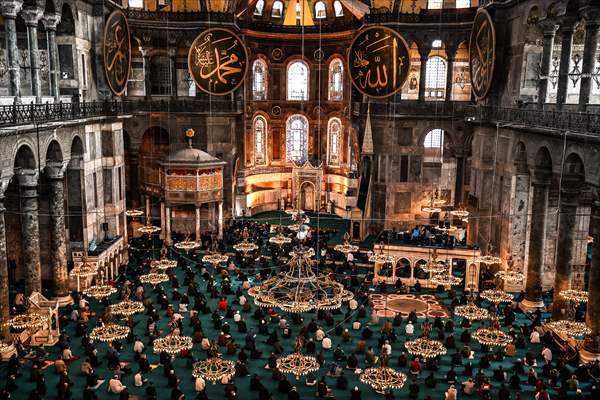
[1,0,23,102]
[522,180,550,310]
[0,193,9,332]
[578,16,600,111]
[418,54,428,101]
[195,206,201,241]
[42,13,61,102]
[218,201,223,239]
[145,195,150,224]
[454,154,466,206]
[165,206,171,244]
[46,163,69,298]
[15,169,41,295]
[22,6,44,103]
[537,21,559,109]
[141,48,152,98]
[160,201,166,240]
[556,21,577,109]
[582,199,600,361]
[445,55,455,102]
[169,48,177,97]
[552,188,580,319]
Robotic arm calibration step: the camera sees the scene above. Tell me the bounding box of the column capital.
[0,0,23,18]
[557,16,579,33]
[41,12,61,31]
[538,19,559,36]
[20,5,44,27]
[45,161,68,180]
[14,168,39,188]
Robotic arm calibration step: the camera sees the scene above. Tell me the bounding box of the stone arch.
[66,135,85,244]
[14,144,36,170]
[45,139,63,164]
[514,141,529,174]
[563,152,585,183]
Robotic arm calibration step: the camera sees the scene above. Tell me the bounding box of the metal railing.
[0,98,243,128]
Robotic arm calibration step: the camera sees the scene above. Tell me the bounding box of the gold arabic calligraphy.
[469,10,495,100]
[189,28,247,96]
[348,27,410,98]
[103,11,130,96]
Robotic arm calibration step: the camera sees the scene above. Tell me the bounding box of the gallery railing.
[0,98,243,128]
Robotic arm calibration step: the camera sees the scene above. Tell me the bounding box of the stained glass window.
[328,58,343,101]
[254,116,267,165]
[286,115,308,163]
[328,118,341,166]
[287,61,309,101]
[252,59,267,100]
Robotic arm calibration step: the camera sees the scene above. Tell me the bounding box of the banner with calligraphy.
[348,26,411,98]
[188,28,248,96]
[469,9,496,100]
[103,10,131,97]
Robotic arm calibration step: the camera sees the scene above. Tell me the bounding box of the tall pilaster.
[21,5,44,103]
[169,48,177,97]
[15,168,41,295]
[42,12,62,102]
[165,206,171,245]
[141,47,152,98]
[444,44,457,102]
[578,13,600,111]
[537,20,559,109]
[522,180,550,310]
[46,163,69,297]
[0,0,23,102]
[453,152,466,206]
[556,19,577,109]
[552,187,580,318]
[0,181,10,331]
[582,199,600,362]
[195,206,201,241]
[218,201,223,239]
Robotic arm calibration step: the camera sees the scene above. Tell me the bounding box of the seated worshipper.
[108,375,127,394]
[445,384,458,400]
[463,377,476,395]
[410,358,422,375]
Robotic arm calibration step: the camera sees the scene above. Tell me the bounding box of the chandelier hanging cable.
[248,225,352,313]
[192,344,236,384]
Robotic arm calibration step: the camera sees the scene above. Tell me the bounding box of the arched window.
[150,56,171,95]
[432,39,443,48]
[424,129,444,162]
[254,0,264,15]
[286,115,308,163]
[327,118,341,166]
[428,0,443,9]
[272,0,283,17]
[456,0,470,8]
[252,59,267,100]
[254,116,267,165]
[424,129,444,148]
[328,58,344,101]
[425,56,447,100]
[315,1,326,19]
[287,61,309,101]
[333,0,344,16]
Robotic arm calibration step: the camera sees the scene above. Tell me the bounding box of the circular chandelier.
[5,312,48,329]
[421,250,446,274]
[233,227,259,254]
[560,289,588,303]
[276,351,320,379]
[125,209,144,218]
[495,270,524,284]
[480,289,513,304]
[450,208,470,218]
[422,205,442,213]
[110,300,145,317]
[174,239,200,252]
[192,347,236,384]
[454,302,489,321]
[83,284,117,299]
[545,320,591,337]
[202,252,229,266]
[269,231,292,247]
[138,223,161,234]
[249,245,352,313]
[473,326,513,347]
[150,258,178,271]
[70,259,97,278]
[404,337,447,359]
[90,323,130,342]
[475,255,503,265]
[140,272,169,286]
[153,334,193,355]
[360,357,407,392]
[430,273,462,286]
[369,248,396,265]
[334,232,358,254]
[289,247,315,258]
